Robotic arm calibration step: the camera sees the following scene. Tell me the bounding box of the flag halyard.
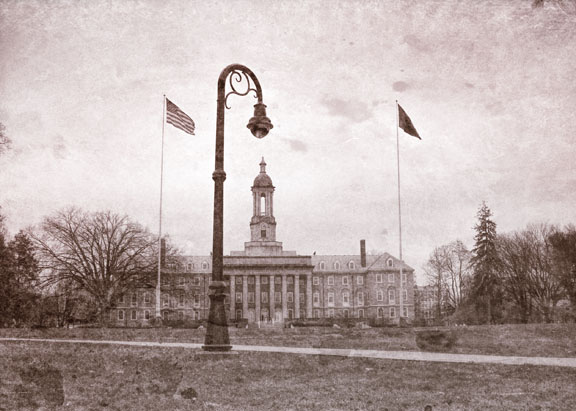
[166,98,195,135]
[398,104,421,140]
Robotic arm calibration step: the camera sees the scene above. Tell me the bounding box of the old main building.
[112,159,415,325]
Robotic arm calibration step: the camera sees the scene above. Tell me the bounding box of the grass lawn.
[1,341,576,410]
[2,323,576,357]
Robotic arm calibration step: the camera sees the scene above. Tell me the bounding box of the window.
[275,277,281,284]
[202,261,209,270]
[387,258,394,267]
[334,261,341,270]
[357,291,364,306]
[118,294,125,304]
[236,276,242,284]
[313,276,320,286]
[144,293,151,304]
[327,276,334,286]
[319,261,326,270]
[236,292,243,303]
[390,307,396,318]
[327,292,335,306]
[348,261,355,269]
[376,274,383,283]
[377,308,384,318]
[328,309,335,318]
[343,309,349,318]
[377,290,384,301]
[179,276,185,285]
[178,311,184,320]
[342,276,349,286]
[248,292,255,303]
[402,306,408,317]
[261,276,268,284]
[261,223,267,238]
[187,263,193,272]
[275,292,281,302]
[388,273,395,283]
[314,309,321,318]
[388,289,396,304]
[144,310,150,320]
[118,310,124,320]
[300,293,305,304]
[288,309,293,319]
[194,294,200,306]
[194,276,200,286]
[261,292,268,303]
[357,276,364,285]
[402,273,407,285]
[162,294,169,307]
[248,276,254,284]
[313,292,320,305]
[236,309,242,320]
[300,309,306,319]
[287,292,293,303]
[131,310,137,320]
[357,309,364,318]
[287,276,293,284]
[131,293,138,306]
[178,294,184,307]
[402,289,408,302]
[342,291,350,306]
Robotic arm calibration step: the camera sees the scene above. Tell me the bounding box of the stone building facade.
[111,159,415,326]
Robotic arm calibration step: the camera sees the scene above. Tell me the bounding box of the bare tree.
[31,208,158,323]
[549,224,576,312]
[498,224,563,322]
[496,233,534,323]
[424,246,448,320]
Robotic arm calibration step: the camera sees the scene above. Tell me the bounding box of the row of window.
[316,258,395,271]
[165,261,210,272]
[231,289,409,307]
[312,273,407,286]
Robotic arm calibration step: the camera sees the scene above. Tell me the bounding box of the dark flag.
[166,98,195,135]
[398,104,421,140]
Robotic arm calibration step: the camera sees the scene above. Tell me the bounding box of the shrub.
[415,329,458,351]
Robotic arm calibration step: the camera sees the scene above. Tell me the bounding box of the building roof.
[311,253,414,272]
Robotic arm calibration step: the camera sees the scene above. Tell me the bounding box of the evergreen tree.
[470,202,500,323]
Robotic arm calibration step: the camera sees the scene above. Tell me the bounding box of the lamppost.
[202,64,273,351]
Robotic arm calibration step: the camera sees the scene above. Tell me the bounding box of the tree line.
[423,202,576,324]
[0,207,161,327]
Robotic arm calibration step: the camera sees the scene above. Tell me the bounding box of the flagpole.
[396,100,404,323]
[156,95,166,320]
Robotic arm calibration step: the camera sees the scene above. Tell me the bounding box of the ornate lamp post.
[202,64,273,351]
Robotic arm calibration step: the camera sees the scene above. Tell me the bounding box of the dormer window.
[348,261,355,270]
[319,261,326,270]
[387,258,394,267]
[334,261,341,270]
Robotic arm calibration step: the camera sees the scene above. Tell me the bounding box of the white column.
[242,274,248,319]
[306,274,313,318]
[269,275,275,322]
[255,275,261,322]
[294,275,300,318]
[230,275,235,319]
[282,274,288,321]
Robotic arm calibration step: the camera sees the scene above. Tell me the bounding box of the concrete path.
[2,337,576,368]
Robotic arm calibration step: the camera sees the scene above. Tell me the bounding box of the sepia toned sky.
[1,0,575,283]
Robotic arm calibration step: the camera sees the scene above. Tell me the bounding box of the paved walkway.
[2,337,576,368]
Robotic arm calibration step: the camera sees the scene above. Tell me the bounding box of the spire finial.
[259,157,266,173]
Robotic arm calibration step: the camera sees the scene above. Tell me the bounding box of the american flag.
[166,98,195,135]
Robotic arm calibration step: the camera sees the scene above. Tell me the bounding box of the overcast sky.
[1,0,575,284]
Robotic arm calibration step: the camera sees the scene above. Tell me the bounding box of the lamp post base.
[203,281,231,350]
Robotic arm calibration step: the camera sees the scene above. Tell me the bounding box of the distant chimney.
[360,239,366,267]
